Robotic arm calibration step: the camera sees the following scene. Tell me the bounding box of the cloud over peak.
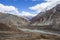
[0,3,37,18]
[20,11,37,17]
[29,0,60,13]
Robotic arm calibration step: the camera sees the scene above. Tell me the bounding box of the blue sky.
[0,0,60,18]
[0,0,44,13]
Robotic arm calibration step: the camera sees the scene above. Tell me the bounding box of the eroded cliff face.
[30,4,60,30]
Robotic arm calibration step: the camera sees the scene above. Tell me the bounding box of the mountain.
[1,13,60,40]
[21,16,33,21]
[0,9,60,40]
[30,4,60,30]
[0,13,29,31]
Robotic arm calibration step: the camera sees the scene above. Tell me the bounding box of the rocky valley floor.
[0,23,60,40]
[0,30,60,40]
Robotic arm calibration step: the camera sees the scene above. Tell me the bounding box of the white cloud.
[0,3,36,18]
[20,11,37,17]
[19,11,37,19]
[0,4,20,15]
[29,0,60,13]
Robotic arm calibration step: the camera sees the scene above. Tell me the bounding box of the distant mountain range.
[0,4,60,34]
[0,4,60,40]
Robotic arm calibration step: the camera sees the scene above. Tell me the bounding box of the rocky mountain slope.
[30,4,60,31]
[0,13,60,40]
[0,13,30,29]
